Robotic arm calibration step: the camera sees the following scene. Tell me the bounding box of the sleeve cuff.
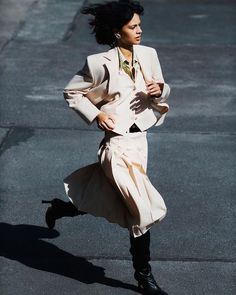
[152,83,171,103]
[65,93,101,124]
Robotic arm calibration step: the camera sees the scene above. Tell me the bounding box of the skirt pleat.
[64,131,167,237]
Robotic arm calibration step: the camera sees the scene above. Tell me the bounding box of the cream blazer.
[63,45,170,132]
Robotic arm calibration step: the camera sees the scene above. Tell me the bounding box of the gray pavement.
[0,0,36,50]
[0,0,235,294]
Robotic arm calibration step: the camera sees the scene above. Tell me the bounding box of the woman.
[42,1,170,294]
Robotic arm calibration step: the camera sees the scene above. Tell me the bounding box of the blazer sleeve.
[63,58,101,124]
[149,48,171,126]
[151,48,171,104]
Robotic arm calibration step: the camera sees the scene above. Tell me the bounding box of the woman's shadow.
[0,222,139,292]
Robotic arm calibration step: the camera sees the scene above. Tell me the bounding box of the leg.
[130,230,151,273]
[42,198,87,229]
[129,231,168,295]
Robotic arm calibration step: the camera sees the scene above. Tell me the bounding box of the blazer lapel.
[103,47,119,69]
[134,45,152,83]
[103,48,120,93]
[102,46,153,93]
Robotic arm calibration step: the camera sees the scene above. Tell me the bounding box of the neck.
[118,43,133,61]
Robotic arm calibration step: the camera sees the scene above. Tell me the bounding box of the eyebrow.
[129,23,141,27]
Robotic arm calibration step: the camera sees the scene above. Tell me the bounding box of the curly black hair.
[81,0,144,47]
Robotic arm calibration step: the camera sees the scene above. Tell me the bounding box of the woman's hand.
[96,112,116,131]
[146,80,164,97]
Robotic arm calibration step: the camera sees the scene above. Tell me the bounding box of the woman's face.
[118,13,142,46]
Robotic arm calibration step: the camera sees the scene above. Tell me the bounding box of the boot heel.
[137,282,143,290]
[42,200,52,204]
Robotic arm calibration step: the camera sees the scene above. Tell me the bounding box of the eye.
[129,23,141,30]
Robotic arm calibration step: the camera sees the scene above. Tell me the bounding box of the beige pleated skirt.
[64,131,167,237]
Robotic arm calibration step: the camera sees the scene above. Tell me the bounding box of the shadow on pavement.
[0,223,139,292]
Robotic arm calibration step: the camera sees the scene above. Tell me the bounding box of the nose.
[137,25,142,34]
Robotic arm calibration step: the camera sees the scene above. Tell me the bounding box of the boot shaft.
[129,230,151,271]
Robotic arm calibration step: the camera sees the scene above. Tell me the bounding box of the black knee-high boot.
[42,198,86,229]
[129,231,168,295]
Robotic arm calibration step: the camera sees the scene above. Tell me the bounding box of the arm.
[64,58,115,130]
[63,58,101,124]
[149,48,171,103]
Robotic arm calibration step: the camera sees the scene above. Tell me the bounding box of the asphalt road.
[0,0,235,294]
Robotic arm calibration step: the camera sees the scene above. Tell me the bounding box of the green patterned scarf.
[117,47,140,82]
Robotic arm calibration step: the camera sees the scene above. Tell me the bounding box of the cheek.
[123,31,135,41]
